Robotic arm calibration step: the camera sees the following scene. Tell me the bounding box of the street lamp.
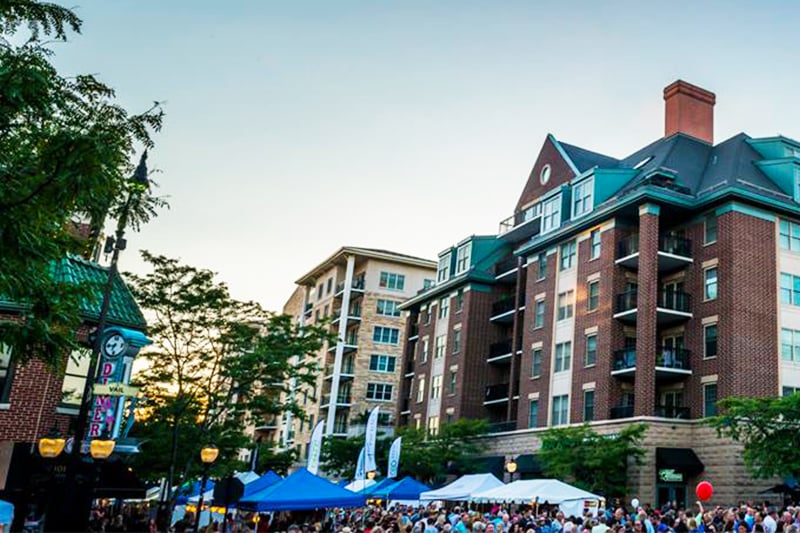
[38,430,66,459]
[89,435,116,460]
[367,470,376,480]
[506,457,518,483]
[194,444,219,533]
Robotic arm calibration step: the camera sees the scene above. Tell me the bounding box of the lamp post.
[506,457,518,483]
[38,430,66,459]
[367,470,376,481]
[194,444,219,533]
[48,152,150,532]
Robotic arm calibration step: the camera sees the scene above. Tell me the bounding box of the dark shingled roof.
[559,141,620,172]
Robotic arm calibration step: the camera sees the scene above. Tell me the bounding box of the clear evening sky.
[50,1,800,312]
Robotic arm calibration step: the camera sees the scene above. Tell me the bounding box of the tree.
[320,419,488,484]
[126,252,332,492]
[710,394,800,480]
[0,0,163,368]
[538,423,647,499]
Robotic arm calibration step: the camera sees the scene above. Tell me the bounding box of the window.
[430,375,442,399]
[376,299,401,317]
[779,220,800,252]
[557,291,574,321]
[703,383,718,417]
[373,326,400,345]
[448,371,457,394]
[554,341,572,373]
[531,349,542,378]
[704,267,718,300]
[379,272,405,291]
[705,215,718,245]
[590,229,601,259]
[366,383,392,401]
[452,328,462,354]
[0,345,13,404]
[584,390,595,422]
[437,253,451,283]
[416,377,425,403]
[587,281,599,311]
[537,252,547,280]
[421,338,429,362]
[423,278,435,289]
[542,195,562,234]
[781,328,800,362]
[369,354,396,373]
[427,416,440,436]
[704,324,718,359]
[783,386,800,396]
[455,243,472,274]
[327,278,333,294]
[534,300,545,329]
[438,297,449,320]
[572,178,594,218]
[434,335,447,359]
[317,283,324,300]
[423,308,431,325]
[61,350,90,407]
[454,290,464,313]
[585,334,597,367]
[528,400,539,428]
[560,240,576,271]
[780,273,800,306]
[552,395,569,426]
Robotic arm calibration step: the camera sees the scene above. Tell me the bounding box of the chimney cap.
[663,80,716,105]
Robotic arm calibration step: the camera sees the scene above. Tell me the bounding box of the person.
[174,512,195,533]
[764,508,778,533]
[593,517,610,533]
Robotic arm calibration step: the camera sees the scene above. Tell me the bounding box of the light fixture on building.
[506,459,518,474]
[90,435,116,460]
[38,429,67,459]
[367,470,376,480]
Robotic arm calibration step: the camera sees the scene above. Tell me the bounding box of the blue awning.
[238,468,365,511]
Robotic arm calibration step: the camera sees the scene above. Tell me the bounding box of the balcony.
[408,324,419,341]
[331,308,362,326]
[611,348,637,377]
[254,418,280,432]
[487,420,518,433]
[655,347,692,376]
[487,339,513,364]
[613,290,692,325]
[609,405,635,419]
[490,298,517,323]
[303,303,313,316]
[494,257,519,282]
[404,360,414,377]
[335,276,366,298]
[654,405,690,419]
[323,362,355,381]
[400,398,410,415]
[484,383,510,405]
[498,210,542,242]
[616,234,693,273]
[321,393,353,409]
[328,334,359,353]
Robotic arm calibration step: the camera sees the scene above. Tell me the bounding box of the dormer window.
[455,243,472,275]
[572,177,594,218]
[437,253,451,283]
[541,195,562,234]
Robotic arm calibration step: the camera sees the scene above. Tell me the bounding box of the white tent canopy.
[419,473,504,502]
[472,479,602,516]
[345,479,376,493]
[188,471,260,504]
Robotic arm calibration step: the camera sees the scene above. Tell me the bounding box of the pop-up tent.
[345,478,376,493]
[175,479,216,504]
[419,473,504,502]
[188,471,259,503]
[238,468,366,511]
[372,477,430,501]
[243,471,282,497]
[361,477,396,495]
[472,479,602,517]
[0,499,13,529]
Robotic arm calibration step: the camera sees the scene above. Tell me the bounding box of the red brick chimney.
[663,80,716,144]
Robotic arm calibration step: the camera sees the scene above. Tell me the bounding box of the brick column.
[634,204,659,416]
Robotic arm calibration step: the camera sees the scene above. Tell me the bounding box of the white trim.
[582,381,596,390]
[528,392,540,400]
[584,325,598,335]
[531,341,543,349]
[0,403,10,411]
[702,258,719,268]
[701,374,719,384]
[587,272,601,282]
[702,315,719,325]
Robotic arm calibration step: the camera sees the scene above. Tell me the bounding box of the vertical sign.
[306,421,325,475]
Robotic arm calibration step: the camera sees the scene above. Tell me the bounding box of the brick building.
[398,80,799,506]
[272,247,436,461]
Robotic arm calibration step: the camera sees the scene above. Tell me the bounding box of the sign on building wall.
[658,468,684,483]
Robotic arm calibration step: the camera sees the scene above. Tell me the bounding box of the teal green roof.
[0,256,147,330]
[56,256,147,330]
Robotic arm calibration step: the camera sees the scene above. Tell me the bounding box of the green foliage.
[710,394,800,480]
[321,419,488,484]
[0,0,164,368]
[127,252,333,484]
[538,423,647,499]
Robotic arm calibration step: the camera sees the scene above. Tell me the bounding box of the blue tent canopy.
[362,477,397,495]
[0,499,13,525]
[238,468,365,511]
[372,477,431,500]
[243,471,281,497]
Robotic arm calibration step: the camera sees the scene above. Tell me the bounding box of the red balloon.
[696,481,713,501]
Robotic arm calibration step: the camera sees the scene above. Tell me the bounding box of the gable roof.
[559,140,620,172]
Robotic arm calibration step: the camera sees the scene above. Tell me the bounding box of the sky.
[48,1,800,312]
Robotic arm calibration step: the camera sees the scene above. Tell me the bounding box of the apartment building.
[275,247,436,460]
[398,80,800,505]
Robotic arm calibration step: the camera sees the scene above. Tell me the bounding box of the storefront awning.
[656,448,704,477]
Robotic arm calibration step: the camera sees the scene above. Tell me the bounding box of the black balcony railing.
[659,235,692,258]
[654,405,690,419]
[304,302,313,315]
[335,276,365,294]
[613,349,637,371]
[404,360,414,375]
[485,383,510,402]
[610,405,635,419]
[489,339,513,359]
[487,420,518,433]
[491,298,516,317]
[616,290,638,313]
[494,257,519,276]
[409,324,419,339]
[617,235,640,258]
[658,290,691,312]
[655,347,690,370]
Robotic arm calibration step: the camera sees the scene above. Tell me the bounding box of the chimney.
[663,80,716,144]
